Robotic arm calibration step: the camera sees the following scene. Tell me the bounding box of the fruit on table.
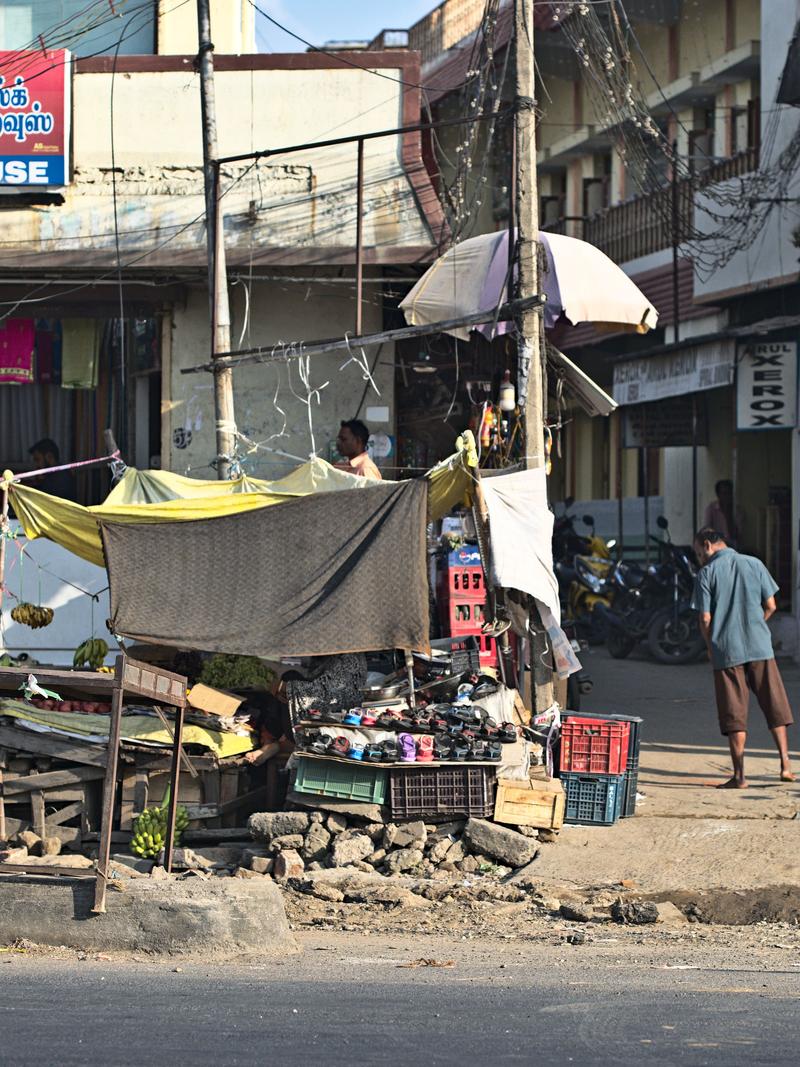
[73,638,110,670]
[10,603,54,629]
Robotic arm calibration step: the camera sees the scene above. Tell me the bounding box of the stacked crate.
[436,545,499,669]
[557,715,633,825]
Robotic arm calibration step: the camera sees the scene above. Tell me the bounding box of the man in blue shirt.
[692,527,794,789]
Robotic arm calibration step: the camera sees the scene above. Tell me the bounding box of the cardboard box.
[187,683,244,718]
[493,777,565,830]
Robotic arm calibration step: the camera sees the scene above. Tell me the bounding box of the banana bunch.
[130,804,190,859]
[11,603,54,629]
[73,638,109,670]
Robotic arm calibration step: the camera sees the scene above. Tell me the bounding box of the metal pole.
[616,413,624,560]
[162,704,185,874]
[93,655,125,914]
[355,138,364,336]
[691,394,698,535]
[513,0,551,712]
[197,0,235,479]
[643,407,650,566]
[0,479,9,650]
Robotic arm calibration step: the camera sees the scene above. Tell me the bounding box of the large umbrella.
[400,229,658,340]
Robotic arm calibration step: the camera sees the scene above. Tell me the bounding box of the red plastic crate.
[559,717,630,776]
[441,567,486,598]
[440,599,488,631]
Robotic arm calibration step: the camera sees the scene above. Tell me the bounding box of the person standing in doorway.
[692,527,794,788]
[335,419,382,481]
[703,479,742,547]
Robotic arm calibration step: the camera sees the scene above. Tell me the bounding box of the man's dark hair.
[715,478,733,496]
[340,419,369,449]
[694,526,727,546]
[29,438,60,462]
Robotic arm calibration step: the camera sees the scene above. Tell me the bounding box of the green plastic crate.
[295,756,388,804]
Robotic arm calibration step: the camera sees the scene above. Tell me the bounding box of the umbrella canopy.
[400,229,658,340]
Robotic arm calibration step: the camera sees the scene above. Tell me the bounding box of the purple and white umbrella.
[400,229,658,340]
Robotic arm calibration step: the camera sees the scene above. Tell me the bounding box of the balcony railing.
[543,147,759,264]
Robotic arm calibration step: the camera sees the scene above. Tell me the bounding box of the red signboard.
[0,49,70,186]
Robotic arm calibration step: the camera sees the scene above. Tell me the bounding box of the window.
[0,1,156,56]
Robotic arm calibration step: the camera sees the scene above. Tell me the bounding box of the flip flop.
[486,741,502,761]
[452,740,470,761]
[430,715,449,732]
[319,706,343,724]
[329,735,350,757]
[364,743,383,763]
[499,723,517,744]
[305,708,323,723]
[348,742,365,760]
[469,740,488,761]
[417,735,435,762]
[433,734,453,761]
[413,711,433,730]
[309,732,335,755]
[376,713,400,730]
[360,711,378,727]
[342,710,363,726]
[398,732,417,762]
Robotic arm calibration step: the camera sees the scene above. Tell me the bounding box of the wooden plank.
[201,770,221,829]
[119,768,137,831]
[0,723,107,767]
[0,668,114,694]
[0,816,80,844]
[133,770,148,815]
[0,863,93,878]
[219,769,239,829]
[216,784,273,817]
[3,766,106,795]
[0,748,5,842]
[30,791,45,839]
[93,666,124,913]
[181,827,252,842]
[44,800,85,828]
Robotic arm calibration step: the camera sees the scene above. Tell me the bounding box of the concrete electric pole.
[197,0,236,479]
[512,0,553,711]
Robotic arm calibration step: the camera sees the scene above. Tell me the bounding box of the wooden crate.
[493,777,565,830]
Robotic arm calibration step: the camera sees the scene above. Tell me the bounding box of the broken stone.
[150,865,169,880]
[250,856,274,876]
[362,823,384,842]
[301,823,331,863]
[310,811,324,824]
[611,900,659,925]
[326,813,348,835]
[170,848,213,871]
[304,882,345,903]
[444,839,467,864]
[515,825,539,838]
[427,838,453,865]
[458,855,478,873]
[270,834,305,852]
[655,901,688,927]
[427,820,466,843]
[273,849,305,882]
[384,821,427,850]
[537,830,558,844]
[344,884,428,908]
[560,903,593,923]
[111,853,154,875]
[287,791,385,823]
[353,860,373,873]
[233,866,263,879]
[463,818,538,868]
[248,811,310,842]
[384,847,424,874]
[367,848,387,866]
[16,831,40,852]
[0,846,29,863]
[40,837,62,857]
[567,931,586,945]
[330,834,374,867]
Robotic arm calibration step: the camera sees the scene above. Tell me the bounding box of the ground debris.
[398,958,455,969]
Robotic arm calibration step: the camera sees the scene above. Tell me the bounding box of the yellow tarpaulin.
[0,698,251,758]
[5,445,474,568]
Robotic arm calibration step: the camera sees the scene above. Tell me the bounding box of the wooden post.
[92,655,125,914]
[0,477,10,650]
[161,703,185,873]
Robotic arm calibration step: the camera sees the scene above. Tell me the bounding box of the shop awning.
[612,338,736,406]
[5,451,475,568]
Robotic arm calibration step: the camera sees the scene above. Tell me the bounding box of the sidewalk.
[531,648,800,892]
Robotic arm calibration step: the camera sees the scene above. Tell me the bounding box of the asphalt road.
[1,943,798,1067]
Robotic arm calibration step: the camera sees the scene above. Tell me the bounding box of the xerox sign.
[0,49,70,186]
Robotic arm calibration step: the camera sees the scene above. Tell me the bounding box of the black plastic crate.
[389,765,496,818]
[562,772,624,825]
[428,635,482,675]
[564,712,642,817]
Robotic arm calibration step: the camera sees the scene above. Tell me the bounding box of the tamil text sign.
[612,340,735,405]
[0,50,70,186]
[736,341,798,430]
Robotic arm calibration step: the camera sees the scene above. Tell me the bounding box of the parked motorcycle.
[554,503,617,646]
[602,516,705,664]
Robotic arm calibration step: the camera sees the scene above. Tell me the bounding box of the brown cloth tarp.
[101,479,430,658]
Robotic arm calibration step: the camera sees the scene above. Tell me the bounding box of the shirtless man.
[692,527,794,788]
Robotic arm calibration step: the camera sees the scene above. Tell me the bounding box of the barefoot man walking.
[692,527,794,788]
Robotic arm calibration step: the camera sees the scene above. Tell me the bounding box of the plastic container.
[295,756,387,804]
[564,713,643,817]
[389,765,496,818]
[428,635,482,674]
[559,717,630,776]
[561,772,625,825]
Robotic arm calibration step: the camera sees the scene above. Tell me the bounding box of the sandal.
[319,705,343,724]
[348,742,365,760]
[310,732,334,755]
[360,711,378,727]
[470,740,488,761]
[329,735,350,757]
[343,710,363,726]
[433,735,453,761]
[486,740,502,761]
[381,738,400,762]
[452,740,470,761]
[364,742,383,763]
[305,707,323,723]
[413,711,433,730]
[398,732,417,762]
[430,715,449,732]
[417,735,435,763]
[376,713,399,730]
[499,723,517,744]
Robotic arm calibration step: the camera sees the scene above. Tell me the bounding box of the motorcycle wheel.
[607,628,635,660]
[566,673,581,712]
[647,608,706,665]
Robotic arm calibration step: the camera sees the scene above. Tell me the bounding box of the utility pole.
[197,0,235,479]
[513,0,553,712]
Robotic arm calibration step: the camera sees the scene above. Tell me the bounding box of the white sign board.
[613,340,735,405]
[736,341,798,430]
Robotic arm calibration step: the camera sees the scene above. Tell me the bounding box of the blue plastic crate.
[562,772,625,826]
[564,713,642,818]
